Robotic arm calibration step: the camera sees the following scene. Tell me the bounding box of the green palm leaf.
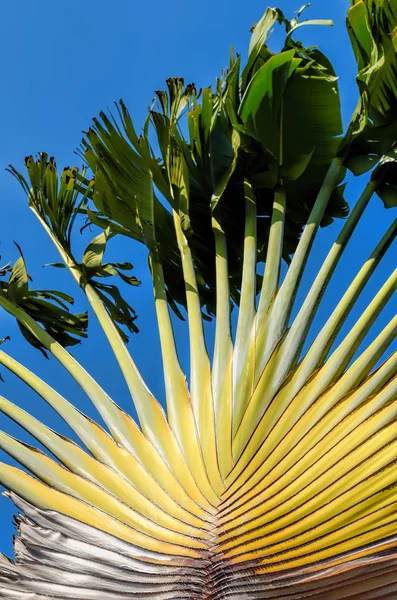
[342,0,397,173]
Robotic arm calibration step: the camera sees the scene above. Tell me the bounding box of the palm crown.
[0,2,396,598]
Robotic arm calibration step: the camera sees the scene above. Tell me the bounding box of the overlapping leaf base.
[2,494,397,599]
[1,345,397,598]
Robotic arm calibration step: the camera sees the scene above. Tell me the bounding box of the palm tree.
[0,1,396,597]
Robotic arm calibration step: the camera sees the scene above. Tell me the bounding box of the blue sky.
[0,0,395,556]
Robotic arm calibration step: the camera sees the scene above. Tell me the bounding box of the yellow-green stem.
[266,178,379,395]
[173,209,224,495]
[232,180,257,437]
[256,157,343,378]
[255,186,286,375]
[27,207,215,510]
[149,250,220,505]
[212,215,233,477]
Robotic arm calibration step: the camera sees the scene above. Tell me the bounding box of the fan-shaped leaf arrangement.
[0,2,396,598]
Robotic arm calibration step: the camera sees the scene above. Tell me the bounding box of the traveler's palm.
[0,2,397,598]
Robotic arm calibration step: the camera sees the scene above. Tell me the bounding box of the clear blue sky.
[0,0,395,556]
